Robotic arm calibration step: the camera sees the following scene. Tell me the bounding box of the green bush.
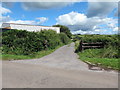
[81,35,119,46]
[59,33,71,44]
[37,30,61,49]
[2,29,70,55]
[53,25,72,38]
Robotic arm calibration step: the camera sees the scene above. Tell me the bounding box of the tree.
[53,25,72,38]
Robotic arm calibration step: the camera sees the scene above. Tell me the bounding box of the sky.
[0,1,119,34]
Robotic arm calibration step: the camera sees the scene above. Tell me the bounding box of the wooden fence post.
[80,40,83,52]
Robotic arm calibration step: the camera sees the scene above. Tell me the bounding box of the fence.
[79,40,104,52]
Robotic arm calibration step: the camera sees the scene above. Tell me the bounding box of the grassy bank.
[77,49,119,70]
[2,44,63,60]
[74,34,119,71]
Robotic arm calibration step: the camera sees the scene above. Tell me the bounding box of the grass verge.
[2,44,63,60]
[77,50,119,70]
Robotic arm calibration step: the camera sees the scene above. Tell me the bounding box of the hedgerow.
[2,29,71,55]
[59,33,71,44]
[74,34,119,58]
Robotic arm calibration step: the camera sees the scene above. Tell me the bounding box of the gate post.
[80,40,83,52]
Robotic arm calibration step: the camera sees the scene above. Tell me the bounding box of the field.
[73,34,119,70]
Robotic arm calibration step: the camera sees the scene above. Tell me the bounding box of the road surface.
[2,43,118,88]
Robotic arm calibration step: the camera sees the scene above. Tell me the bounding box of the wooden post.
[80,40,83,52]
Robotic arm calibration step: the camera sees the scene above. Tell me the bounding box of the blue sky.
[5,2,88,26]
[1,2,118,34]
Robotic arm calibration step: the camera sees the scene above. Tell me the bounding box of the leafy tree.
[53,24,72,38]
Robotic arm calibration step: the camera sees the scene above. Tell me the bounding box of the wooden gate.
[79,40,104,52]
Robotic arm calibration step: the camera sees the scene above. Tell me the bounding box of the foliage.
[2,29,71,55]
[74,40,80,53]
[2,45,62,60]
[59,33,71,44]
[74,34,119,70]
[74,34,119,58]
[78,51,119,70]
[73,34,119,45]
[53,24,72,38]
[79,48,119,59]
[37,30,61,49]
[81,35,119,47]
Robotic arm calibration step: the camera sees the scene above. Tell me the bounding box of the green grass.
[77,49,119,70]
[73,34,119,71]
[2,54,31,60]
[2,45,63,60]
[75,41,79,49]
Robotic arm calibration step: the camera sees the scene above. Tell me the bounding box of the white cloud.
[56,11,117,34]
[0,5,11,15]
[22,2,74,10]
[115,2,119,17]
[72,30,96,35]
[56,11,87,25]
[5,17,48,25]
[107,23,116,28]
[113,27,118,31]
[87,2,117,17]
[94,29,100,32]
[0,5,11,27]
[36,17,48,24]
[56,12,99,26]
[7,20,37,25]
[0,15,10,22]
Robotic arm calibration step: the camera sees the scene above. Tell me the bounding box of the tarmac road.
[2,43,118,88]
